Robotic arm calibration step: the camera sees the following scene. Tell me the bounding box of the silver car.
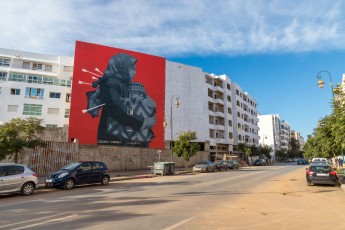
[193,161,215,173]
[0,163,38,196]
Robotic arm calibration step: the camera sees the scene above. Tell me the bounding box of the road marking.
[194,171,265,187]
[0,213,72,229]
[164,217,195,230]
[11,214,78,230]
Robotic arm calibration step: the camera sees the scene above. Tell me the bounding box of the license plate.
[46,179,53,183]
[316,173,328,176]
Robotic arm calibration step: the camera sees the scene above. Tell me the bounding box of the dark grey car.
[306,163,339,186]
[0,163,38,196]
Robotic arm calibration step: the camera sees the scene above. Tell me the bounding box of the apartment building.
[1,46,260,160]
[290,130,305,151]
[280,120,290,151]
[257,114,282,160]
[165,61,260,161]
[0,48,73,127]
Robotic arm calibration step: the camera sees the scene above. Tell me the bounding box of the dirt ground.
[179,167,345,230]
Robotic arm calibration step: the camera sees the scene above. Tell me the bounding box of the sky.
[1,0,345,139]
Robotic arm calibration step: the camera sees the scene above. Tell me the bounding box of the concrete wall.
[78,144,209,171]
[3,142,210,174]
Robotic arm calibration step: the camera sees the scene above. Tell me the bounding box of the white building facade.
[0,48,73,127]
[165,61,260,161]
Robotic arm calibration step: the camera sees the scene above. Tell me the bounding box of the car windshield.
[61,162,81,171]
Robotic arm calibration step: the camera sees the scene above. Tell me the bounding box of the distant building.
[290,130,305,151]
[258,114,294,161]
[0,48,73,127]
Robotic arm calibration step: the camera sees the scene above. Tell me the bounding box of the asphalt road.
[1,165,344,230]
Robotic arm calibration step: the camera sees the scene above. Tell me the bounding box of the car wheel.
[101,176,110,186]
[64,179,75,190]
[21,182,35,196]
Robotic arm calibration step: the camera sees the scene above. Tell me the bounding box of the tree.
[260,145,273,164]
[289,137,301,158]
[275,149,287,162]
[237,143,251,163]
[173,131,200,170]
[0,117,46,163]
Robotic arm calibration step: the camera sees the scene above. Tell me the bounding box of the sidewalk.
[37,167,191,189]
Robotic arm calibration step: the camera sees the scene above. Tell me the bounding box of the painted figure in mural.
[106,82,156,147]
[85,53,156,147]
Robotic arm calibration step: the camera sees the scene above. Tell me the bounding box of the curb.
[36,171,191,190]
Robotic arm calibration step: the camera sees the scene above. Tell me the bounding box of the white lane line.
[194,171,264,187]
[164,217,195,230]
[12,214,78,230]
[0,212,71,229]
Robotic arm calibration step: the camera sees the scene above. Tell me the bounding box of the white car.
[311,158,328,164]
[193,161,215,173]
[0,163,38,196]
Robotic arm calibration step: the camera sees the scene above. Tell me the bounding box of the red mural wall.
[68,41,166,149]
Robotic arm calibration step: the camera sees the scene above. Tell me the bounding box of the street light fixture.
[316,70,334,98]
[163,95,180,162]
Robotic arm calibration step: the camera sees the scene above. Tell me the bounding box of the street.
[1,164,345,230]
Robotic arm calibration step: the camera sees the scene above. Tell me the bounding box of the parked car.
[254,159,267,166]
[45,161,110,190]
[214,161,229,171]
[297,159,309,165]
[311,158,328,164]
[193,161,215,173]
[0,163,38,196]
[306,163,339,186]
[224,160,239,169]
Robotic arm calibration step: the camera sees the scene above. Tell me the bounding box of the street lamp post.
[316,70,334,98]
[316,70,344,169]
[163,95,180,162]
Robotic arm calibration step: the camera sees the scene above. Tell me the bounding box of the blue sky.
[1,0,345,139]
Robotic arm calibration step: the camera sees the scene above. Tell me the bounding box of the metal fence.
[27,141,78,176]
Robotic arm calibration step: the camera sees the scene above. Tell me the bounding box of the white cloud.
[0,0,344,57]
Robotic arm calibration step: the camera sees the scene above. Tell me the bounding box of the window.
[50,92,61,98]
[23,104,42,115]
[27,75,42,84]
[47,108,59,115]
[7,165,24,175]
[93,162,105,169]
[8,105,18,112]
[10,88,20,95]
[44,65,52,72]
[228,120,232,127]
[22,62,30,69]
[228,108,232,114]
[66,93,71,102]
[63,66,73,72]
[25,87,44,98]
[227,95,231,102]
[9,73,25,82]
[236,89,239,96]
[227,83,231,90]
[46,124,58,128]
[32,63,43,70]
[0,57,10,67]
[229,132,233,139]
[65,109,70,118]
[0,72,7,81]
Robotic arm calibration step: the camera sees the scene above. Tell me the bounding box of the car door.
[75,162,93,184]
[91,162,104,183]
[5,165,25,192]
[0,166,7,192]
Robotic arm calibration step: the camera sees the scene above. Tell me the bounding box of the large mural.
[69,41,166,149]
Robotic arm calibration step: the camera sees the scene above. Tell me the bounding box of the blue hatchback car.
[45,161,110,190]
